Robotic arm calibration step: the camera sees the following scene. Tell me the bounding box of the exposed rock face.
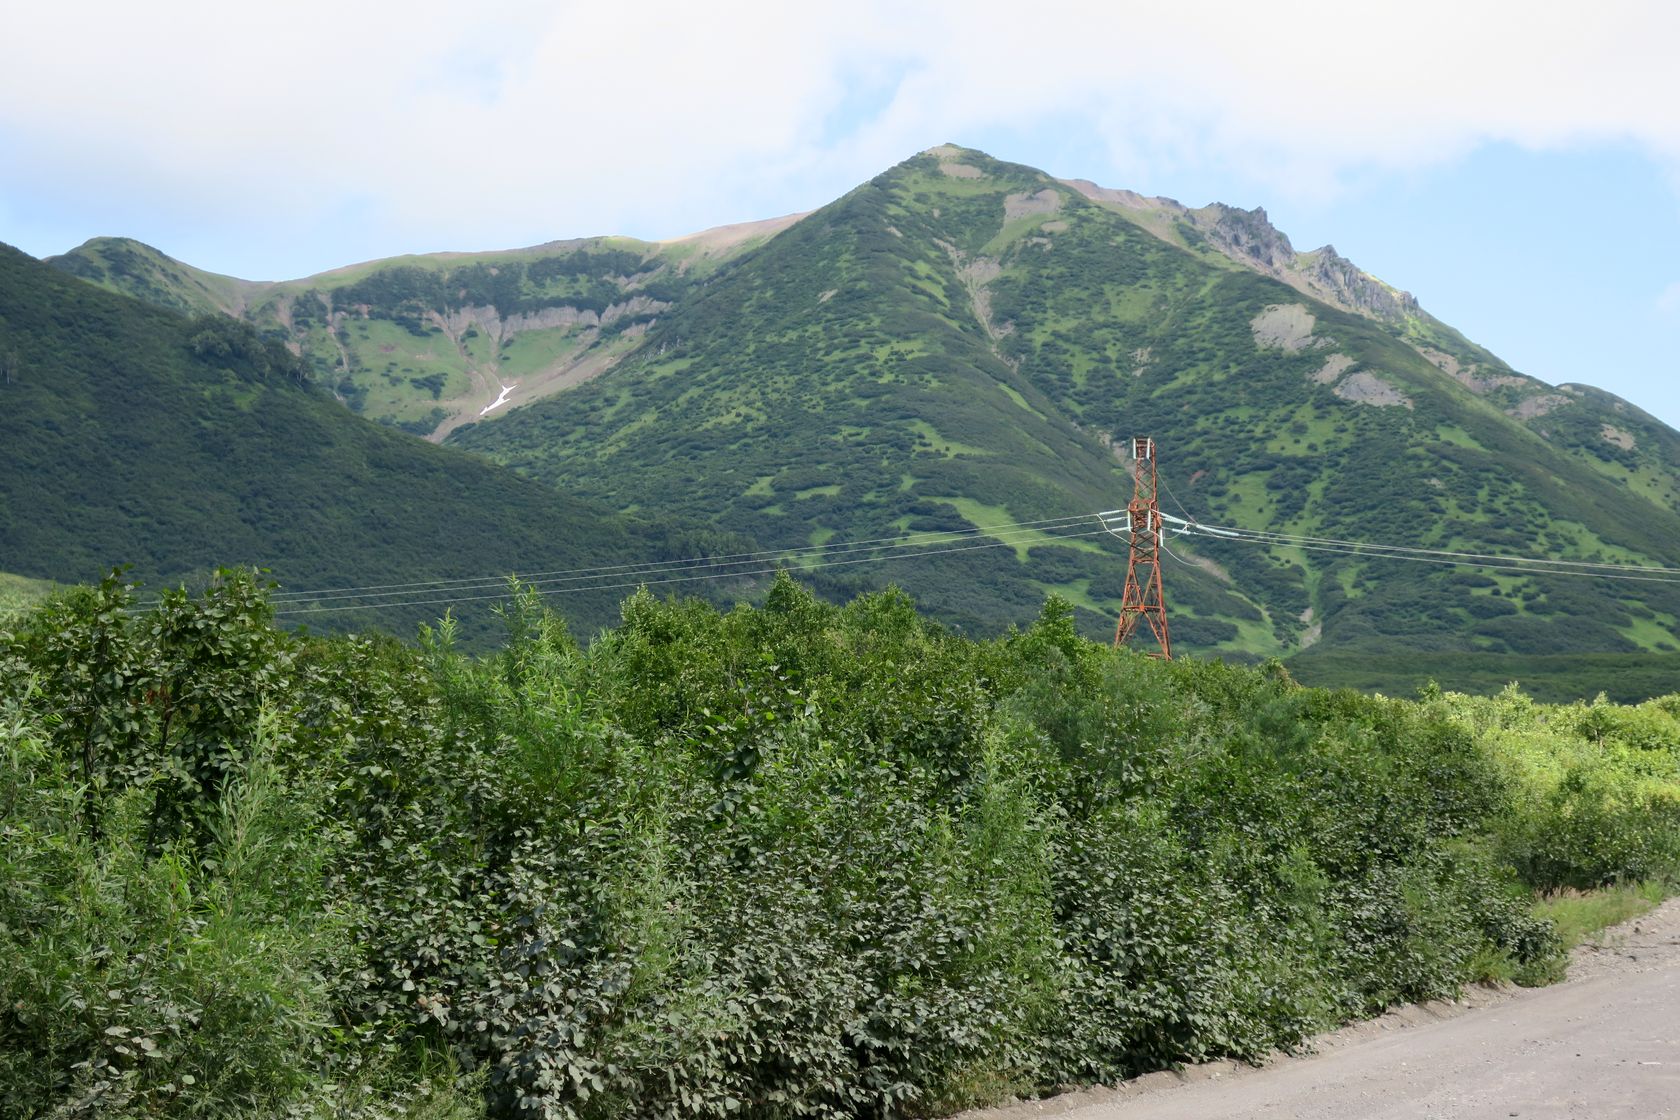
[1200,207,1418,325]
[1420,347,1530,394]
[1297,245,1420,323]
[1510,394,1571,419]
[1197,204,1299,275]
[1333,371,1412,408]
[1601,424,1637,450]
[1312,354,1356,385]
[435,295,670,344]
[1062,178,1425,329]
[1004,188,1063,220]
[1251,304,1320,352]
[1061,179,1162,210]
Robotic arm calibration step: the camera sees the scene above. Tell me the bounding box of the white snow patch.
[480,382,517,416]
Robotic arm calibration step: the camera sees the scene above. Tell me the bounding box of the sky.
[3,0,1677,427]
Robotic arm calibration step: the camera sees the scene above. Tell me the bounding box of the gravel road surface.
[961,897,1680,1120]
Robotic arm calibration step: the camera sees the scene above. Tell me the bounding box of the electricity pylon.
[1111,436,1172,659]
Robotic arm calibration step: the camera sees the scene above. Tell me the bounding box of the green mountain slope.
[1067,181,1680,511]
[450,146,1680,666]
[0,244,747,639]
[49,216,799,440]
[45,236,259,317]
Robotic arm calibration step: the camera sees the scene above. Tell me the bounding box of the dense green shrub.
[6,573,1671,1118]
[1439,686,1680,891]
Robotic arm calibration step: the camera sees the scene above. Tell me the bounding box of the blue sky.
[3,0,1677,427]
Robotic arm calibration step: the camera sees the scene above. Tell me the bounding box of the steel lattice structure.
[1112,436,1172,659]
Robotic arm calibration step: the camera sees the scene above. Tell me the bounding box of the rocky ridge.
[1063,180,1421,326]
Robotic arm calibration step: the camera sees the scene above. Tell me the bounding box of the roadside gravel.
[959,897,1680,1119]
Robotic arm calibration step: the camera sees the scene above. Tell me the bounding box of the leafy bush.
[1443,686,1680,890]
[9,574,1671,1117]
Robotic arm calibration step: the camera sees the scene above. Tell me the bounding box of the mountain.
[35,146,1680,695]
[445,146,1680,677]
[49,215,800,441]
[0,243,752,641]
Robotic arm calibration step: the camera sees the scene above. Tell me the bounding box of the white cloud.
[5,0,1680,272]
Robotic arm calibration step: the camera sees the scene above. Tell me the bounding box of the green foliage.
[0,713,341,1115]
[0,244,759,646]
[1436,686,1680,891]
[1288,649,1680,705]
[184,314,307,383]
[0,572,55,618]
[47,235,715,433]
[12,575,1665,1117]
[1532,880,1666,952]
[0,573,487,1118]
[44,238,248,318]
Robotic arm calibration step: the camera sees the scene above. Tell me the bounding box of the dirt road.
[963,898,1680,1120]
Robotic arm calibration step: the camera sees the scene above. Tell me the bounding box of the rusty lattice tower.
[1113,436,1172,659]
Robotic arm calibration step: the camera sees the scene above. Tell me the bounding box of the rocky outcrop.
[1063,178,1425,329]
[1251,304,1320,352]
[1333,370,1412,408]
[928,145,986,179]
[1297,245,1420,323]
[1199,207,1419,325]
[1601,424,1637,450]
[1195,204,1299,275]
[435,295,670,345]
[1312,354,1356,385]
[1004,188,1063,220]
[1509,394,1570,419]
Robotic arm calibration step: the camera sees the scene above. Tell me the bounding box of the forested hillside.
[3,574,1675,1117]
[0,244,749,641]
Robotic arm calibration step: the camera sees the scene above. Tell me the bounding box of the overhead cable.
[271,523,1119,617]
[1179,523,1680,586]
[265,511,1104,605]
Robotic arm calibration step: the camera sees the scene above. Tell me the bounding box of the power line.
[264,515,1108,610]
[1157,468,1199,526]
[271,524,1118,616]
[1178,523,1680,586]
[120,512,1109,613]
[1190,521,1680,577]
[123,477,1680,625]
[264,511,1103,605]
